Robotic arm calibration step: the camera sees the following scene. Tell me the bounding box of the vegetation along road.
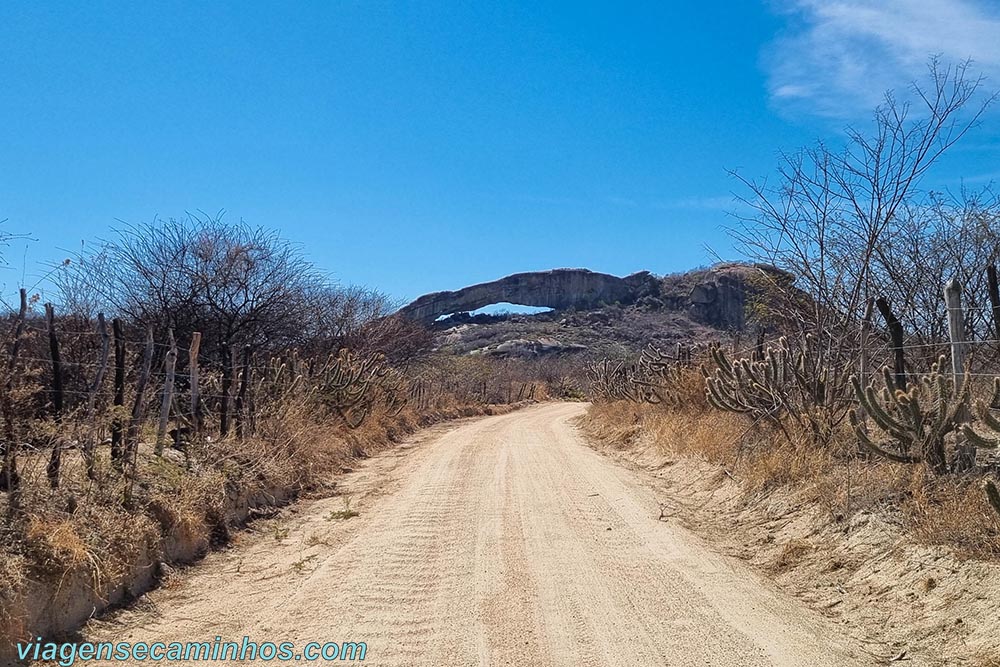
[84,403,864,666]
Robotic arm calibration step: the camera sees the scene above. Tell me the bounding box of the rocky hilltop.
[399,263,787,337]
[396,263,790,357]
[397,268,660,323]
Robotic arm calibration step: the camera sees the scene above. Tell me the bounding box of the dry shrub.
[23,517,90,576]
[581,402,645,449]
[148,493,210,551]
[659,410,749,462]
[671,365,712,411]
[810,456,912,517]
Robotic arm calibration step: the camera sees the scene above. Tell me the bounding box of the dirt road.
[86,403,864,666]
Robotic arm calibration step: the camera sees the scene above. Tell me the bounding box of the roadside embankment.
[580,402,1000,666]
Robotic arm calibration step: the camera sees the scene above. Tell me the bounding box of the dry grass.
[905,469,1000,559]
[581,400,832,495]
[769,538,813,573]
[582,399,1000,561]
[0,394,532,650]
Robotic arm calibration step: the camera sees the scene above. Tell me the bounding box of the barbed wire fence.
[0,299,545,514]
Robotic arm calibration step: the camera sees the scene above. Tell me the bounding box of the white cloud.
[764,0,1000,116]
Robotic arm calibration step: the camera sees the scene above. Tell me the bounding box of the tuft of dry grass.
[0,550,26,642]
[23,517,90,575]
[769,539,813,573]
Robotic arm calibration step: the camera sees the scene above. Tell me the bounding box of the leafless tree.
[728,59,996,433]
[57,214,323,353]
[870,190,1000,364]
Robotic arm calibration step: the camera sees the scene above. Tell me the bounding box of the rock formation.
[398,263,792,333]
[397,269,658,323]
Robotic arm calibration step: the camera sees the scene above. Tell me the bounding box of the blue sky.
[2,1,1000,305]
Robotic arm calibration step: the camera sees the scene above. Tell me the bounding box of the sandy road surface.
[84,403,864,666]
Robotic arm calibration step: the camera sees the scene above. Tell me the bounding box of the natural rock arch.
[397,269,657,323]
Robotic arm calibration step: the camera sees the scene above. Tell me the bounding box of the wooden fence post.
[235,345,252,440]
[248,368,258,435]
[155,329,178,455]
[988,264,1000,342]
[83,313,110,480]
[875,297,907,391]
[189,332,202,440]
[944,278,975,472]
[220,342,233,437]
[111,318,126,464]
[1,288,28,500]
[124,328,154,507]
[857,297,875,420]
[45,303,64,488]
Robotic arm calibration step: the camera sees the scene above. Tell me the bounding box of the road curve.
[84,403,863,666]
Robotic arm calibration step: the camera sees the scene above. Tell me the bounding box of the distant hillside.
[398,263,790,359]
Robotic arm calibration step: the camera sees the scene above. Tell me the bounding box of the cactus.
[702,335,833,440]
[849,356,968,474]
[984,479,1000,518]
[631,343,687,406]
[256,355,303,405]
[586,359,644,403]
[315,350,387,428]
[587,342,699,406]
[702,338,803,418]
[703,342,789,419]
[960,377,1000,450]
[409,377,431,410]
[378,366,409,416]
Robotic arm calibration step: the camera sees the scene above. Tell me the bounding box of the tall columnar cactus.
[849,356,968,474]
[960,377,1000,451]
[702,339,791,421]
[409,376,431,410]
[702,335,833,439]
[788,334,829,415]
[631,343,688,406]
[378,366,409,416]
[315,349,387,428]
[587,343,697,405]
[256,355,303,404]
[983,479,1000,518]
[702,346,787,418]
[586,359,644,403]
[960,379,1000,513]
